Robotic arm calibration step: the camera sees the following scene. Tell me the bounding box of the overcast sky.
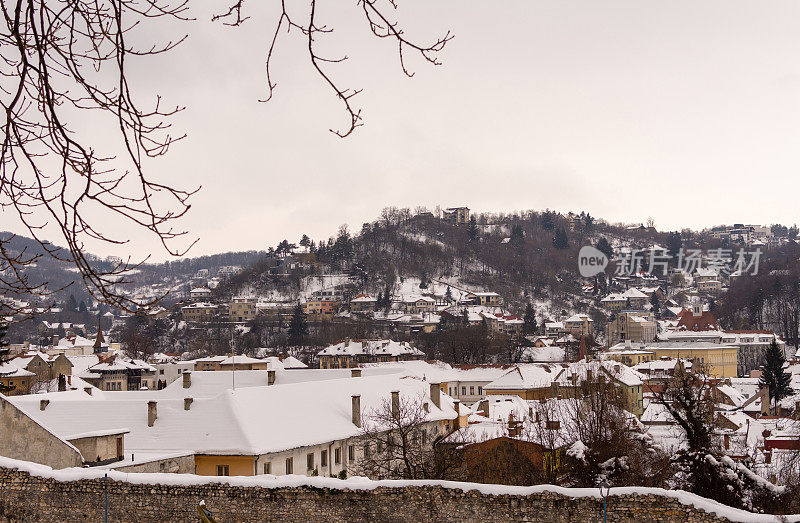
[7,1,800,262]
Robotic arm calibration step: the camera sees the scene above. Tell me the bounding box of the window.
[461,386,466,395]
[335,447,341,465]
[348,445,355,462]
[477,387,483,395]
[217,465,229,476]
[285,457,293,474]
[469,386,474,395]
[263,462,271,474]
[321,450,328,467]
[306,453,314,471]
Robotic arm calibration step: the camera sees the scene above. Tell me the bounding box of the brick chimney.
[430,383,441,409]
[147,401,157,427]
[453,400,460,429]
[352,395,361,428]
[761,385,770,416]
[351,369,362,378]
[182,371,191,389]
[40,399,49,411]
[391,391,400,419]
[267,370,276,386]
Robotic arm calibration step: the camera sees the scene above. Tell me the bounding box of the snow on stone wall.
[0,456,796,522]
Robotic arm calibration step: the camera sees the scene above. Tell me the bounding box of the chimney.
[453,400,460,429]
[267,370,276,386]
[351,395,361,428]
[147,401,157,427]
[391,391,400,419]
[182,371,191,389]
[724,433,730,450]
[184,397,193,411]
[761,385,770,416]
[40,399,49,411]
[430,383,441,409]
[351,369,362,378]
[84,387,92,396]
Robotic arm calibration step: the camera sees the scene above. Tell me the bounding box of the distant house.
[676,306,720,331]
[78,355,157,391]
[350,294,378,313]
[465,292,501,307]
[317,339,424,369]
[182,303,225,323]
[443,207,470,225]
[229,297,257,322]
[563,314,594,338]
[189,287,212,300]
[605,311,657,345]
[484,364,562,401]
[400,295,437,314]
[302,299,338,319]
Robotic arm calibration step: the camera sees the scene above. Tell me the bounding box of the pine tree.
[541,211,555,231]
[552,227,569,249]
[523,303,537,334]
[467,216,478,242]
[0,322,14,394]
[299,234,311,247]
[596,237,614,260]
[444,286,453,303]
[667,231,682,257]
[510,224,524,248]
[760,340,792,411]
[288,305,308,346]
[584,213,594,230]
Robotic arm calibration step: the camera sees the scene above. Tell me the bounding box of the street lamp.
[599,479,611,523]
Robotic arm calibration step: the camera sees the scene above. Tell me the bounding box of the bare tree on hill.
[1,0,452,318]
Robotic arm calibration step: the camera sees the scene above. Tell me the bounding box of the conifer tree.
[552,227,569,249]
[467,216,478,242]
[288,305,308,346]
[596,237,614,260]
[523,303,537,334]
[760,340,792,411]
[444,286,453,303]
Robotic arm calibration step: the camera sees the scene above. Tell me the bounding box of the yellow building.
[229,297,257,322]
[648,343,738,378]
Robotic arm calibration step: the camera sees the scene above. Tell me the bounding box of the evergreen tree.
[467,216,478,242]
[299,234,311,247]
[596,237,614,260]
[67,294,77,312]
[288,305,308,346]
[667,231,682,257]
[552,227,569,249]
[510,223,525,248]
[444,286,453,303]
[78,300,87,313]
[0,322,14,394]
[541,211,555,231]
[760,340,792,411]
[419,271,428,289]
[584,213,594,230]
[523,303,537,334]
[461,309,470,327]
[650,292,660,317]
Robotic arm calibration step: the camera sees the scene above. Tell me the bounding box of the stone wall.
[0,463,759,522]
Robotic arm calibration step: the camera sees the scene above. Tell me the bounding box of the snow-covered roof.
[0,363,34,378]
[486,364,562,390]
[317,339,424,358]
[7,374,459,457]
[555,360,644,387]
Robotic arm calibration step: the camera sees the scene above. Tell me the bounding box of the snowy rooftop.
[317,339,424,358]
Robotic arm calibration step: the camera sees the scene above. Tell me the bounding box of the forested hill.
[217,208,681,313]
